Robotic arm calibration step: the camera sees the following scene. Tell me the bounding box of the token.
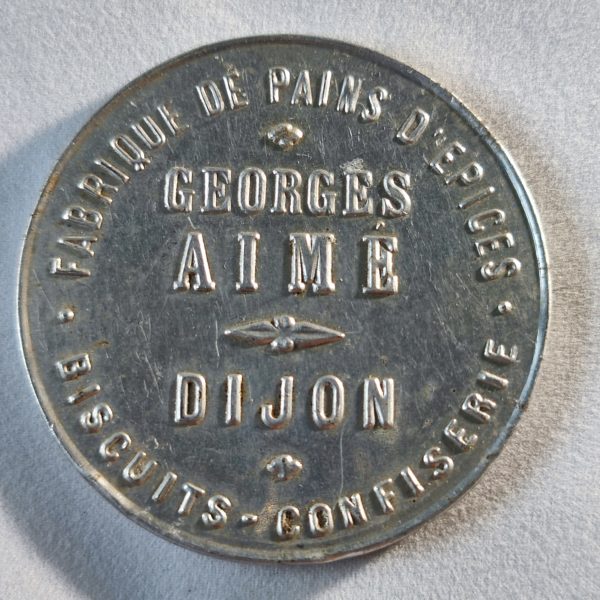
[19,36,548,562]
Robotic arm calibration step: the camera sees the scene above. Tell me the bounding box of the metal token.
[19,36,548,562]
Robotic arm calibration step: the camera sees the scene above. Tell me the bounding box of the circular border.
[18,35,549,563]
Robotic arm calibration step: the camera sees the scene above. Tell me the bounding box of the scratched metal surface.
[18,36,548,563]
[0,1,598,598]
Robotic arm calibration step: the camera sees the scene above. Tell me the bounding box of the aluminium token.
[19,36,548,562]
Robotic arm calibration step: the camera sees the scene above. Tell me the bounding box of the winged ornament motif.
[224,314,345,354]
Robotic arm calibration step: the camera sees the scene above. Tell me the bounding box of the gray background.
[0,1,598,598]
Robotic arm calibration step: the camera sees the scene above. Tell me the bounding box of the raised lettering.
[381,170,412,218]
[174,372,206,425]
[342,168,373,216]
[67,383,101,405]
[57,236,97,257]
[458,185,496,210]
[172,232,216,292]
[56,353,91,381]
[79,402,113,433]
[477,370,509,390]
[484,338,518,364]
[164,166,194,212]
[237,167,266,213]
[122,451,157,485]
[461,392,497,423]
[445,162,484,186]
[429,141,466,175]
[261,376,294,428]
[443,418,478,451]
[236,232,260,292]
[290,70,313,105]
[271,168,303,214]
[196,80,225,116]
[289,233,335,294]
[307,170,336,215]
[157,103,183,136]
[362,235,399,296]
[131,116,166,149]
[338,493,368,528]
[396,107,430,144]
[317,70,332,106]
[467,208,506,233]
[268,67,291,103]
[399,466,425,496]
[110,135,150,171]
[422,446,454,480]
[360,86,389,122]
[201,495,232,528]
[276,505,300,539]
[62,206,103,229]
[479,258,521,282]
[222,69,249,110]
[373,478,396,513]
[336,75,362,114]
[202,167,231,213]
[151,471,178,503]
[225,373,243,425]
[311,375,345,429]
[474,232,515,256]
[79,173,116,204]
[178,482,206,516]
[49,257,90,277]
[363,377,395,429]
[99,431,131,462]
[308,503,334,537]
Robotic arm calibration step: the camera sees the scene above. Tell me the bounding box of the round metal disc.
[19,36,548,563]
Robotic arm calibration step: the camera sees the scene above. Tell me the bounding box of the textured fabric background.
[0,1,598,598]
